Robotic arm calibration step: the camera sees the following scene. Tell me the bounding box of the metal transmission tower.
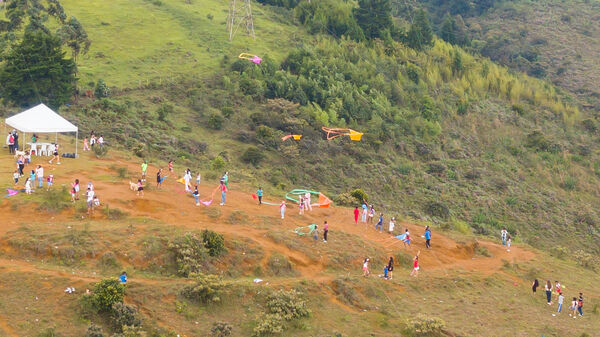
[226,0,255,41]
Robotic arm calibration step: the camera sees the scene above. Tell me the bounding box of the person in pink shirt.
[323,220,329,243]
[280,201,286,219]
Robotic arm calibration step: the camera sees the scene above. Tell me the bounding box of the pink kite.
[239,53,262,64]
[5,189,18,197]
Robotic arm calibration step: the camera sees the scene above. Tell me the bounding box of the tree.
[0,30,76,108]
[56,16,91,61]
[353,0,393,40]
[440,14,456,44]
[406,9,433,50]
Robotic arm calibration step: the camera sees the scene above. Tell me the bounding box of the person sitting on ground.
[119,272,127,284]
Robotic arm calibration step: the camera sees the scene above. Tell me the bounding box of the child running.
[363,258,370,277]
[410,252,420,277]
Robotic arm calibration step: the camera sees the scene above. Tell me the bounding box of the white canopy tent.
[5,103,79,157]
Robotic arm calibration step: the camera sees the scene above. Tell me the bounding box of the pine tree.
[440,14,456,44]
[406,9,434,50]
[0,30,76,108]
[353,0,393,40]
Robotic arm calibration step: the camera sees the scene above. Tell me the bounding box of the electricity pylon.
[226,0,255,41]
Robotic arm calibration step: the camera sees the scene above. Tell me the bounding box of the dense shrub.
[211,322,233,337]
[93,144,109,157]
[95,79,111,98]
[168,233,210,277]
[350,189,368,203]
[265,289,310,320]
[84,324,106,337]
[241,146,265,166]
[157,103,174,122]
[405,314,446,336]
[181,273,229,304]
[89,278,125,312]
[267,253,297,276]
[424,201,450,218]
[211,156,226,170]
[111,302,142,332]
[207,112,225,130]
[201,229,227,257]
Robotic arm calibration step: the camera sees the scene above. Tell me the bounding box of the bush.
[168,233,210,277]
[241,146,265,166]
[181,273,229,304]
[37,186,71,213]
[405,315,445,336]
[211,156,226,170]
[426,162,446,175]
[349,189,368,203]
[93,144,109,158]
[211,322,233,337]
[120,325,147,337]
[333,192,356,206]
[265,289,310,320]
[95,79,111,98]
[37,328,62,337]
[202,229,227,257]
[84,324,106,337]
[424,201,450,219]
[252,314,284,336]
[267,253,297,276]
[111,302,142,332]
[451,218,471,235]
[573,250,599,271]
[89,278,125,312]
[157,103,174,122]
[207,112,225,130]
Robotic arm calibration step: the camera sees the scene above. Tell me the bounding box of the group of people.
[82,131,104,151]
[362,252,421,279]
[6,130,19,154]
[500,228,512,252]
[70,179,100,215]
[12,152,55,194]
[533,279,584,318]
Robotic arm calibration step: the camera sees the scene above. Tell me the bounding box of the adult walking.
[375,213,383,232]
[386,256,394,280]
[323,220,329,243]
[257,187,263,205]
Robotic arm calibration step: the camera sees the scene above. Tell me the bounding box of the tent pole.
[75,131,78,158]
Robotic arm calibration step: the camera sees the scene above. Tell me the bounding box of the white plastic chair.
[47,144,55,156]
[39,144,48,156]
[30,144,37,156]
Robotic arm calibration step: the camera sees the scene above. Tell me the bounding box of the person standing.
[257,187,263,205]
[195,172,201,186]
[299,197,305,215]
[368,205,375,224]
[387,256,394,280]
[219,180,227,206]
[183,169,191,192]
[376,213,383,232]
[545,281,553,305]
[13,170,19,186]
[25,178,32,194]
[557,293,564,314]
[403,229,411,248]
[86,187,95,215]
[222,171,229,188]
[424,226,431,249]
[305,192,312,211]
[29,169,36,187]
[13,131,19,152]
[192,186,200,206]
[577,293,584,316]
[532,279,539,294]
[98,135,104,148]
[36,165,44,188]
[280,201,286,219]
[136,179,144,197]
[83,137,90,151]
[7,133,14,154]
[570,297,578,317]
[72,179,80,200]
[156,169,163,189]
[46,175,53,190]
[506,234,512,252]
[361,202,368,223]
[168,160,173,173]
[501,228,508,246]
[141,161,148,183]
[353,206,359,224]
[555,281,562,302]
[323,221,329,243]
[389,217,396,234]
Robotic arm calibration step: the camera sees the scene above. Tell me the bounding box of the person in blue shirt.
[119,272,127,284]
[424,226,432,249]
[361,202,368,223]
[375,213,383,232]
[257,187,263,205]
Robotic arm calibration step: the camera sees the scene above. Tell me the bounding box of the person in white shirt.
[183,169,191,192]
[305,192,312,211]
[36,165,44,188]
[86,188,95,215]
[98,135,104,147]
[25,178,32,194]
[388,217,396,234]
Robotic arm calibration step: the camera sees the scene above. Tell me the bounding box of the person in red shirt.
[220,180,227,206]
[353,206,359,224]
[410,251,420,277]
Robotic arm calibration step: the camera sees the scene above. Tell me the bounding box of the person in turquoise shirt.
[257,187,263,205]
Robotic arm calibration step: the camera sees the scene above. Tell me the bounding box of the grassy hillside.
[1,0,600,336]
